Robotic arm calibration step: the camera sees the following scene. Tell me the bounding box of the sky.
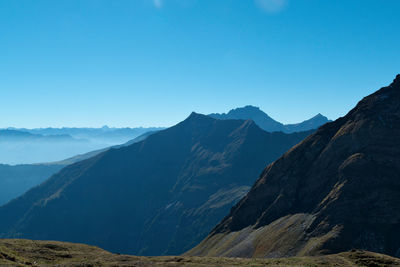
[0,0,399,128]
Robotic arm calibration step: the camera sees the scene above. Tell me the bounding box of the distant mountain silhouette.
[0,130,77,142]
[0,127,163,164]
[283,113,330,133]
[0,131,159,206]
[0,130,105,164]
[209,105,330,133]
[16,126,165,145]
[0,113,312,256]
[187,75,400,258]
[209,106,284,132]
[50,130,159,166]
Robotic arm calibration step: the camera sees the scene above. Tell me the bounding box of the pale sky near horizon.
[1,0,399,128]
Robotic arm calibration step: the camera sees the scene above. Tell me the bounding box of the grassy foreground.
[0,239,399,266]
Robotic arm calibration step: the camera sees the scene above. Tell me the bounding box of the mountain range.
[187,75,400,258]
[0,131,159,206]
[2,73,399,261]
[0,130,104,165]
[0,127,161,165]
[209,105,330,133]
[0,113,312,256]
[0,130,78,142]
[14,126,164,145]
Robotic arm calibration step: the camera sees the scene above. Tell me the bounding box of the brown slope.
[1,239,400,267]
[187,75,400,258]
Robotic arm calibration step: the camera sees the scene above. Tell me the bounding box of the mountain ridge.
[208,105,330,133]
[0,113,312,256]
[187,74,400,258]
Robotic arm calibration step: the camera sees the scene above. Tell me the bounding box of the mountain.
[1,239,399,267]
[0,131,159,206]
[0,113,312,256]
[209,105,330,133]
[187,75,400,258]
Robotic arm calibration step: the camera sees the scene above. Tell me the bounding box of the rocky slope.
[0,113,311,256]
[188,75,400,258]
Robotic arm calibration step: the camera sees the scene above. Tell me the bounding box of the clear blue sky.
[1,0,399,128]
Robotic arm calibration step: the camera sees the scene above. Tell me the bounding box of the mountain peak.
[391,74,400,88]
[312,113,325,119]
[209,106,329,133]
[208,106,284,132]
[231,105,262,113]
[350,74,400,118]
[176,112,218,131]
[314,113,329,121]
[241,105,260,111]
[185,112,213,122]
[188,111,201,117]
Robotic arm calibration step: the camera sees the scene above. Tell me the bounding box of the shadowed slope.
[0,164,65,206]
[0,131,159,207]
[0,113,311,256]
[188,75,400,258]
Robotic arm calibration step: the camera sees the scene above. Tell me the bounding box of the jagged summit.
[209,106,329,133]
[233,105,261,112]
[343,74,400,122]
[232,105,261,110]
[391,74,400,87]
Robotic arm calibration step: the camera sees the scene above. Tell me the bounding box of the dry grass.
[0,239,399,266]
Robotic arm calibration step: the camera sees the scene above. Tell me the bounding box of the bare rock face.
[187,75,400,258]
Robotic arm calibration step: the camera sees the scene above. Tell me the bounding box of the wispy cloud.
[153,0,163,9]
[255,0,288,13]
